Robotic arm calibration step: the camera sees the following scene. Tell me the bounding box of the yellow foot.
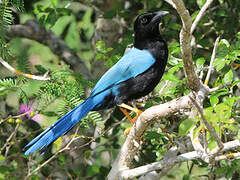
[124,127,132,137]
[118,103,142,124]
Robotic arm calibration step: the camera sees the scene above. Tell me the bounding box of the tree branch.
[204,36,221,85]
[0,58,50,80]
[165,0,201,91]
[107,94,193,179]
[191,0,214,34]
[6,19,92,80]
[120,139,240,179]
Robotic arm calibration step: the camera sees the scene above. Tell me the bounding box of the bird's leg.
[119,107,135,124]
[118,103,142,123]
[118,103,143,136]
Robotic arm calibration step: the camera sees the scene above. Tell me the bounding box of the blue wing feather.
[91,47,156,96]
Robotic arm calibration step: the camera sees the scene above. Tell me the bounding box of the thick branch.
[165,0,201,91]
[6,20,92,80]
[107,94,193,179]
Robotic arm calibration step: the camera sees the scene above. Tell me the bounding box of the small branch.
[209,82,232,93]
[191,0,214,34]
[0,123,20,155]
[0,111,31,125]
[190,96,224,151]
[189,126,205,155]
[204,36,221,85]
[25,127,81,179]
[0,58,50,80]
[158,80,169,95]
[7,20,92,80]
[120,139,240,179]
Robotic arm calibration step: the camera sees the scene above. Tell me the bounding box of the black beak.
[151,11,169,23]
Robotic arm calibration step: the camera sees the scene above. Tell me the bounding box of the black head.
[134,11,168,43]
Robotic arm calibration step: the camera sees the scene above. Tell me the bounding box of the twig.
[120,140,240,179]
[0,111,31,125]
[158,80,169,95]
[209,82,232,93]
[204,36,221,85]
[189,96,224,151]
[0,123,20,155]
[0,58,50,80]
[191,0,214,34]
[25,127,80,179]
[189,125,205,155]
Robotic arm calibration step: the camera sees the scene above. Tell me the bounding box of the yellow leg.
[118,103,142,123]
[118,103,143,137]
[119,107,135,124]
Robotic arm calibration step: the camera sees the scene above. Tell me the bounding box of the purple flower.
[19,101,43,124]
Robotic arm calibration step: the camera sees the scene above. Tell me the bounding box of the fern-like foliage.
[0,0,24,59]
[0,78,18,95]
[0,3,12,59]
[16,54,30,73]
[11,0,24,12]
[35,67,85,116]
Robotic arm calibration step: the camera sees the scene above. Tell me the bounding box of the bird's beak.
[151,11,169,23]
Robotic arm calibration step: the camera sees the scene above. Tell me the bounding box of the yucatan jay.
[24,11,169,155]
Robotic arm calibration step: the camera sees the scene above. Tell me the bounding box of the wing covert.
[90,47,156,96]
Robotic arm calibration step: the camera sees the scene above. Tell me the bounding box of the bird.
[24,11,169,155]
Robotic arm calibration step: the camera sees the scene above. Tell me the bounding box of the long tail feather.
[24,97,96,155]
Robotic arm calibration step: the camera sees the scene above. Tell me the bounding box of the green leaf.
[163,71,180,82]
[236,32,240,40]
[214,58,226,71]
[208,137,217,150]
[196,57,205,69]
[46,10,57,28]
[53,137,63,152]
[179,118,195,136]
[0,155,5,162]
[197,0,206,8]
[223,69,233,83]
[51,0,58,8]
[215,167,228,175]
[56,8,71,16]
[65,21,80,51]
[96,41,106,52]
[30,174,40,180]
[210,95,219,106]
[220,39,230,48]
[86,165,99,176]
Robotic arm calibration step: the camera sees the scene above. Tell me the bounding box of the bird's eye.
[140,17,148,24]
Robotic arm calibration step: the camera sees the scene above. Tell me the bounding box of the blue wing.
[91,47,156,96]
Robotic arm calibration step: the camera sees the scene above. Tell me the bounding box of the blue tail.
[24,97,98,155]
